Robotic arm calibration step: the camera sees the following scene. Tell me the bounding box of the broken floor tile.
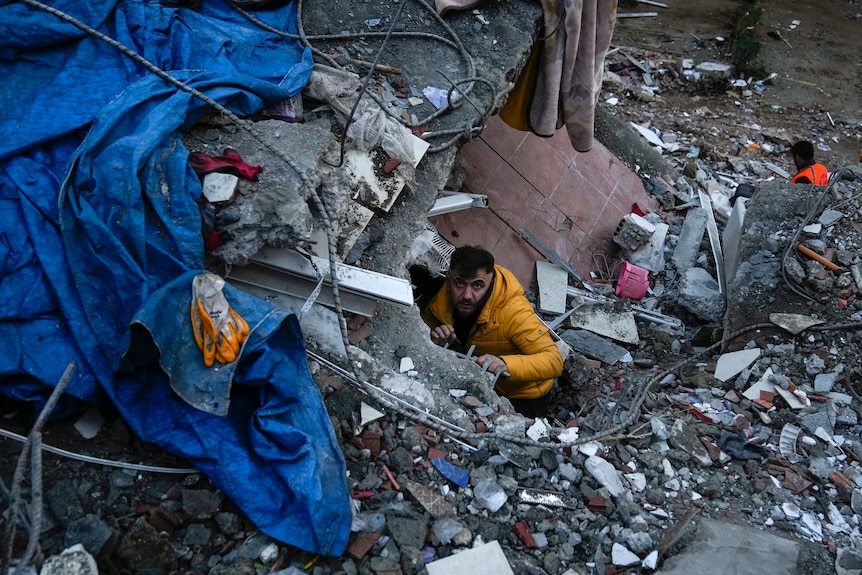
[403,481,454,518]
[425,540,514,575]
[713,348,761,382]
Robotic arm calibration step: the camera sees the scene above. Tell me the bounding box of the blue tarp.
[0,0,351,556]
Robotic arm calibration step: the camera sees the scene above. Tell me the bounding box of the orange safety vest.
[791,162,829,185]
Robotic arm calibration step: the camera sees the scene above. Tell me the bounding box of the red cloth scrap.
[188,148,262,181]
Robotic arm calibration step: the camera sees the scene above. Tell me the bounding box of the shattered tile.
[403,481,455,518]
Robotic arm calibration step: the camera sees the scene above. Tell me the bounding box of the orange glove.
[190,274,250,367]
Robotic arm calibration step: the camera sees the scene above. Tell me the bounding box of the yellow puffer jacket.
[422,265,563,399]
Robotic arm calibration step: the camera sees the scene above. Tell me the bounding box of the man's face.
[446,268,494,318]
[793,153,804,170]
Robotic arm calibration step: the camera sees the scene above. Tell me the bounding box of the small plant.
[728,2,764,76]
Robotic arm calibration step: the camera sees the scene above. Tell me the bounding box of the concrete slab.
[536,261,568,313]
[559,329,632,364]
[657,518,799,575]
[568,303,639,345]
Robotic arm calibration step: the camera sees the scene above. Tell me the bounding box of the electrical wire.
[0,427,198,474]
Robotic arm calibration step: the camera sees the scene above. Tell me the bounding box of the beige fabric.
[529,0,617,152]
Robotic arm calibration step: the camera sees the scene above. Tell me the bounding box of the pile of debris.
[6,2,862,575]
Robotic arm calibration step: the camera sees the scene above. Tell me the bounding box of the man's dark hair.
[448,245,495,277]
[792,141,815,160]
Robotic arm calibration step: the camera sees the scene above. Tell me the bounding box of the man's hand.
[475,354,508,376]
[429,324,456,347]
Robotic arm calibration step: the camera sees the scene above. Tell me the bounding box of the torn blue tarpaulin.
[0,0,351,556]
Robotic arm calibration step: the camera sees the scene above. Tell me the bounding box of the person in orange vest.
[790,141,829,185]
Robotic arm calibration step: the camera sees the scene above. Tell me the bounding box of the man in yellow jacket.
[422,245,563,418]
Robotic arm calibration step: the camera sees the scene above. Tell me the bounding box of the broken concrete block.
[613,213,656,251]
[668,420,713,467]
[611,543,640,567]
[677,267,725,322]
[658,518,799,575]
[585,455,625,497]
[536,261,567,314]
[559,329,632,364]
[672,207,707,272]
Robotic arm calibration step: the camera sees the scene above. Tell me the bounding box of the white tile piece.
[426,540,514,575]
[714,348,761,382]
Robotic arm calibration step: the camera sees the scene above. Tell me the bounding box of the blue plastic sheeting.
[0,0,351,556]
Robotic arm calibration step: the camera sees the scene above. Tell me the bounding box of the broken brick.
[347,531,381,560]
[587,496,611,515]
[383,158,401,174]
[427,447,446,461]
[348,322,374,345]
[829,471,855,490]
[512,521,536,548]
[783,471,813,494]
[360,431,381,457]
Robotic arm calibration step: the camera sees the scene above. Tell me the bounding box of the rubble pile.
[5,4,862,575]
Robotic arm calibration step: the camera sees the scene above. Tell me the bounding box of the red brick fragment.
[427,447,446,461]
[830,471,855,490]
[587,495,611,514]
[347,531,381,560]
[361,431,381,457]
[383,158,401,174]
[512,522,536,548]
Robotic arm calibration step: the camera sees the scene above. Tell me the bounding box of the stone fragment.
[585,455,625,497]
[611,542,640,567]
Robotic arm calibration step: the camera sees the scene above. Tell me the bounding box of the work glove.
[189,274,250,367]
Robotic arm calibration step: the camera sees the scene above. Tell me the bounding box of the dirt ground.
[612,0,861,169]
